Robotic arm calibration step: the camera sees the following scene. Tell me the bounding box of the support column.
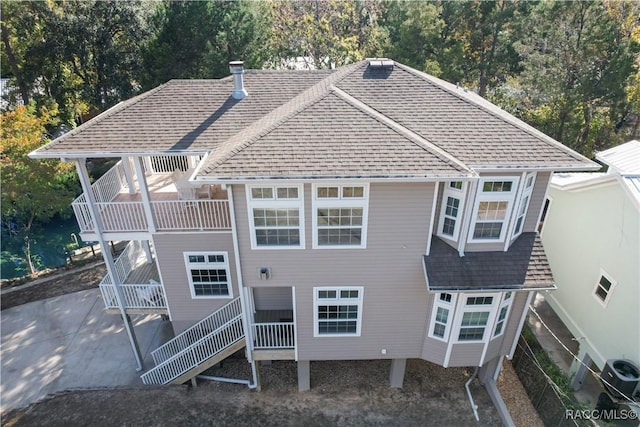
[142,240,153,264]
[75,159,144,371]
[298,360,310,391]
[389,358,407,388]
[478,355,503,385]
[121,156,136,195]
[132,157,156,233]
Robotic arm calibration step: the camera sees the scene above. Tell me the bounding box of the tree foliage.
[141,1,269,88]
[1,105,78,274]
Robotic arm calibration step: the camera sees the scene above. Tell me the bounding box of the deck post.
[142,240,153,264]
[297,360,310,391]
[132,157,156,233]
[121,156,136,195]
[75,159,144,371]
[389,358,407,388]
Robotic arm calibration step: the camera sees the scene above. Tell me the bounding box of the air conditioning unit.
[600,359,640,399]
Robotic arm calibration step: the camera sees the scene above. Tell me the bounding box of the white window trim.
[451,293,500,343]
[493,292,513,337]
[312,183,369,249]
[512,172,536,238]
[468,177,519,244]
[246,184,305,250]
[184,251,233,299]
[437,182,467,242]
[593,269,617,308]
[429,293,458,341]
[313,286,364,337]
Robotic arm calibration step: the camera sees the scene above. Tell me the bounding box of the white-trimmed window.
[247,184,304,249]
[594,271,616,307]
[469,177,519,243]
[456,294,498,342]
[312,184,369,248]
[184,252,232,298]
[513,173,536,237]
[493,292,513,337]
[430,292,458,341]
[313,286,364,336]
[438,181,467,240]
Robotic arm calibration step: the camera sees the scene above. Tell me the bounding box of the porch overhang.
[423,233,556,292]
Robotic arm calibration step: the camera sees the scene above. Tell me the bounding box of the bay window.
[469,177,518,243]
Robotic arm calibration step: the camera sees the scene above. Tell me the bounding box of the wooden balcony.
[72,158,231,235]
[99,240,168,315]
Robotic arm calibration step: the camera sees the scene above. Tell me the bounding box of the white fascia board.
[470,164,602,172]
[29,149,210,160]
[192,173,478,184]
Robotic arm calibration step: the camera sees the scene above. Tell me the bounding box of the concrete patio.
[1,288,173,414]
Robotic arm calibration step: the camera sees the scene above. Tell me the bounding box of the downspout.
[465,367,480,422]
[75,159,144,371]
[226,185,258,389]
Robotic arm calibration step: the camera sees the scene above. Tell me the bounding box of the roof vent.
[368,58,394,70]
[229,61,248,100]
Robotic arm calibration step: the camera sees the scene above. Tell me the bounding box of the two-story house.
[540,140,640,396]
[29,60,598,409]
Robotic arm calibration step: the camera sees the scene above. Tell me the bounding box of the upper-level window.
[247,185,304,249]
[184,252,232,298]
[438,181,467,241]
[312,184,369,249]
[594,271,616,307]
[513,173,536,238]
[314,286,364,336]
[469,177,519,243]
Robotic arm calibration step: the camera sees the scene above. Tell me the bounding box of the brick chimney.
[229,61,248,100]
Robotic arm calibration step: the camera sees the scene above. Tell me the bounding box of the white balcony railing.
[151,298,242,365]
[99,240,167,310]
[71,157,231,234]
[252,323,295,349]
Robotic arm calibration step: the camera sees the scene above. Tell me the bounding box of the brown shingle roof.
[33,70,334,156]
[423,233,555,291]
[31,59,598,177]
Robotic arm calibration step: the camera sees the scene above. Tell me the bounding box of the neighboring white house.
[541,140,640,391]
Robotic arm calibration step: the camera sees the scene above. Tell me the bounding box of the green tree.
[1,105,78,275]
[1,1,150,122]
[503,1,638,155]
[142,1,269,87]
[266,0,387,69]
[382,1,444,75]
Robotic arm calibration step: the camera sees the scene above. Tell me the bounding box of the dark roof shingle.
[423,233,555,291]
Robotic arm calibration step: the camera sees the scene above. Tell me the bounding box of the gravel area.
[498,359,545,427]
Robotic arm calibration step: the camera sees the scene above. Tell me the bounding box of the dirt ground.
[1,263,543,426]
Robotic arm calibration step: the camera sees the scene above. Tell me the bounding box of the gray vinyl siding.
[233,182,434,360]
[524,171,551,233]
[252,287,293,310]
[499,291,530,355]
[448,343,484,366]
[153,232,236,334]
[484,336,503,363]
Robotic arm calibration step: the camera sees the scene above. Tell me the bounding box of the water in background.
[1,216,85,280]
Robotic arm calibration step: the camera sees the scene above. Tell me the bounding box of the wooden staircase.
[140,298,245,385]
